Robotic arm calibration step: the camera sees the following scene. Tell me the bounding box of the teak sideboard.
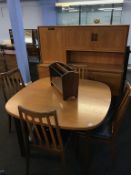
[37,25,129,97]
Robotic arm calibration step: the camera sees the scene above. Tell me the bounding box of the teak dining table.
[6,77,111,130]
[5,77,111,155]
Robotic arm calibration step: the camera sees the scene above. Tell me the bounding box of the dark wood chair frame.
[70,64,88,79]
[18,106,65,175]
[0,67,25,132]
[76,81,131,159]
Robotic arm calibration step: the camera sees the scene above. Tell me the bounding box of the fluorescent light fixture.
[62,7,79,12]
[98,7,122,11]
[55,0,124,7]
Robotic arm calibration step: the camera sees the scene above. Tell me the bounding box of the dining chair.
[18,106,68,175]
[76,81,131,158]
[70,64,88,79]
[0,67,25,132]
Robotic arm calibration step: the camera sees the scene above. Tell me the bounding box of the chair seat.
[76,124,112,139]
[89,121,112,139]
[89,108,115,139]
[76,109,114,139]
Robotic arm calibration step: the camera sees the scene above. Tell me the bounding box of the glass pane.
[57,6,79,25]
[56,3,123,25]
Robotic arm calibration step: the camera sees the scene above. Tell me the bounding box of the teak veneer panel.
[38,25,129,64]
[38,27,66,63]
[5,53,17,70]
[0,51,17,72]
[38,25,129,96]
[67,51,125,66]
[37,64,49,78]
[64,26,128,52]
[70,63,123,73]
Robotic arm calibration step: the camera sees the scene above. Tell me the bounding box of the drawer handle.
[48,27,55,30]
[91,33,98,41]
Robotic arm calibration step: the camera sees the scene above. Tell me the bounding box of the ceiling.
[56,1,124,7]
[0,0,37,2]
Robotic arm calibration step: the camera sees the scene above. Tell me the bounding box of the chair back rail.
[70,64,88,79]
[112,81,131,136]
[0,67,25,101]
[18,106,64,153]
[0,67,25,132]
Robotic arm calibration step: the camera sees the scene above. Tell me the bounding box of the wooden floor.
[0,70,131,175]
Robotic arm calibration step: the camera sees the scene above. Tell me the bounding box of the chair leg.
[8,115,12,133]
[110,141,117,160]
[60,151,66,166]
[73,134,80,158]
[25,152,30,175]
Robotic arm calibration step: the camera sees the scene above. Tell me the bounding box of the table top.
[5,77,111,131]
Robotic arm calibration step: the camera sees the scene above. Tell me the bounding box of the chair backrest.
[18,106,64,154]
[0,68,25,101]
[70,64,88,79]
[112,81,131,137]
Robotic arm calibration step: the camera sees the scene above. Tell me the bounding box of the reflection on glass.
[56,4,123,25]
[9,29,38,46]
[24,30,32,44]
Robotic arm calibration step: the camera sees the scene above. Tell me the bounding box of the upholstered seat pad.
[89,109,115,139]
[76,108,114,139]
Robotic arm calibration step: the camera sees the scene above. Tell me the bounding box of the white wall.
[0,0,57,42]
[0,1,43,42]
[121,0,131,68]
[0,3,11,41]
[21,1,43,28]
